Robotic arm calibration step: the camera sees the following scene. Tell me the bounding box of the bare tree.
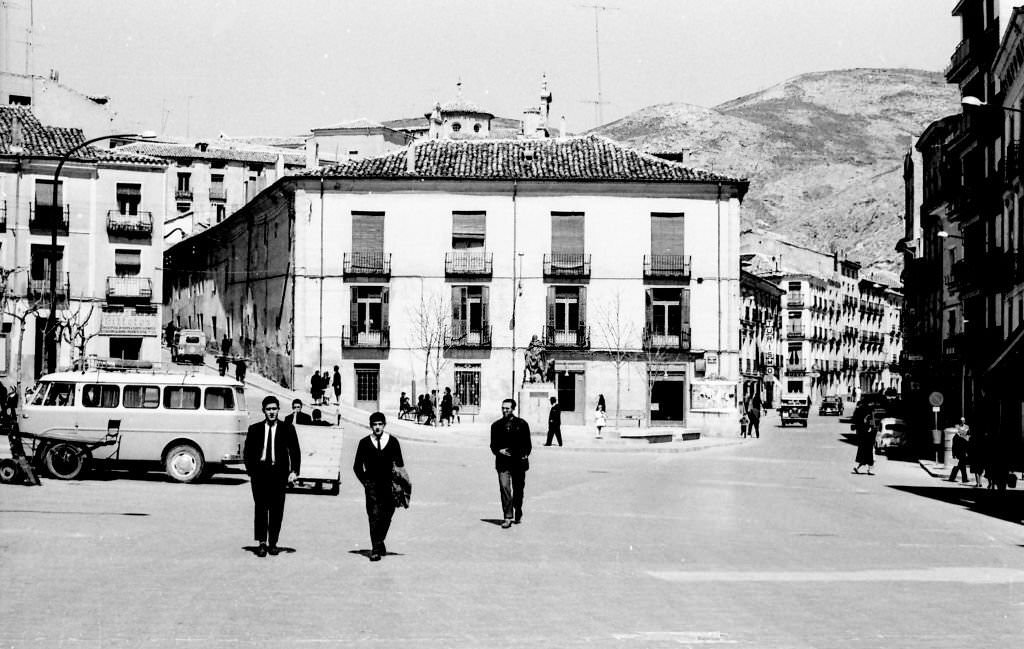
[406,290,455,393]
[58,302,100,369]
[594,290,636,427]
[0,266,45,397]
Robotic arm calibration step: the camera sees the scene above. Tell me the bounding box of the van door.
[78,383,122,460]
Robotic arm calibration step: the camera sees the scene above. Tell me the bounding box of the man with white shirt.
[353,411,405,562]
[244,395,301,558]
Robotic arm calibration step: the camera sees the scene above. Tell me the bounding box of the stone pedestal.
[518,383,557,431]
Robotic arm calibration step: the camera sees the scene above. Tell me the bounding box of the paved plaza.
[2,401,1024,648]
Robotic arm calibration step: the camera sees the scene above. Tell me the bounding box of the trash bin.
[942,427,957,467]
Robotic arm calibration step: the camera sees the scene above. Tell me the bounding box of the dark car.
[818,396,844,416]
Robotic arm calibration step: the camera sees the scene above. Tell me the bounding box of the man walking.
[284,398,313,425]
[243,396,301,557]
[332,365,342,406]
[746,395,761,439]
[948,420,970,484]
[490,398,532,529]
[353,412,405,561]
[544,396,562,446]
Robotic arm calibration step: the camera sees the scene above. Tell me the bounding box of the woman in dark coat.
[440,387,454,426]
[852,403,875,475]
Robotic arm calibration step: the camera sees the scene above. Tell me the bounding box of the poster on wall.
[690,379,738,413]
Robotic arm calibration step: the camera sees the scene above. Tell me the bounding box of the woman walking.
[852,402,874,475]
[595,394,607,439]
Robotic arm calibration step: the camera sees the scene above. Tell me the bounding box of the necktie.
[375,437,381,451]
[266,424,275,464]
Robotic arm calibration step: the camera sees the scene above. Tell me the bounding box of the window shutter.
[578,287,587,327]
[546,286,556,331]
[551,212,584,253]
[481,286,489,328]
[646,289,654,331]
[349,288,359,342]
[452,211,486,243]
[651,213,685,256]
[681,288,691,324]
[352,212,384,253]
[381,287,390,329]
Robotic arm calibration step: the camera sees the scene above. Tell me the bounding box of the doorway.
[556,370,585,425]
[354,364,380,412]
[649,373,686,425]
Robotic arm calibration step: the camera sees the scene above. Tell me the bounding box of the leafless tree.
[406,290,455,393]
[594,290,636,427]
[0,266,45,397]
[58,301,100,369]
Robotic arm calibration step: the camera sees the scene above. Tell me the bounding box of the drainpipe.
[716,182,723,371]
[319,175,325,371]
[511,178,518,396]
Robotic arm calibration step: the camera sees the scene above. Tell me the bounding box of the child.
[740,412,750,438]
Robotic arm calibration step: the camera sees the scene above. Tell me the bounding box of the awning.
[984,323,1024,376]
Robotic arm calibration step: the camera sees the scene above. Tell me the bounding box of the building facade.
[164,135,748,435]
[739,270,783,408]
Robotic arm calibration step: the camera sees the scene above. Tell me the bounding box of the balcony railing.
[343,252,392,279]
[787,293,805,307]
[943,333,965,358]
[106,276,153,301]
[643,254,691,280]
[445,250,493,277]
[342,326,390,348]
[945,24,997,82]
[786,325,805,339]
[447,323,492,348]
[29,204,70,234]
[174,189,193,201]
[543,253,591,279]
[106,210,154,236]
[1006,141,1023,185]
[27,276,69,300]
[208,187,227,201]
[544,325,590,349]
[785,362,807,375]
[642,326,692,351]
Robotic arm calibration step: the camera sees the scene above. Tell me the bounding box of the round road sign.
[928,391,944,407]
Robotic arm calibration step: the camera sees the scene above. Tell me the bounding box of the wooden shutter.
[381,287,390,329]
[546,286,556,334]
[551,212,584,253]
[578,287,587,327]
[681,288,691,324]
[349,288,359,342]
[645,289,654,331]
[651,213,685,256]
[352,212,384,253]
[452,211,486,245]
[480,286,489,328]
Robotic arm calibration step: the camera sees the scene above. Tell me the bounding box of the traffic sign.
[928,391,944,407]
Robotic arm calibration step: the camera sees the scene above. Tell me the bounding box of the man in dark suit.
[284,398,313,426]
[353,412,405,561]
[244,395,301,557]
[544,396,562,446]
[490,398,532,529]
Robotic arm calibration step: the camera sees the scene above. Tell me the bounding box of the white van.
[173,329,207,364]
[19,370,247,482]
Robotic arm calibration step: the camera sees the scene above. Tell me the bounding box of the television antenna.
[577,3,618,127]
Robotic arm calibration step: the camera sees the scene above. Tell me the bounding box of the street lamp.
[44,131,155,373]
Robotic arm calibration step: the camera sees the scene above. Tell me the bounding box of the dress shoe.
[255,544,268,558]
[268,545,280,556]
[500,519,512,529]
[369,552,382,561]
[513,512,522,524]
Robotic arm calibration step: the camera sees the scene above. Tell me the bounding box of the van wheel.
[165,444,205,483]
[0,459,20,484]
[45,443,87,480]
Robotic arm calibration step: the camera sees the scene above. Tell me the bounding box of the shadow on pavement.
[89,470,247,486]
[242,545,296,556]
[347,549,403,560]
[889,484,1024,525]
[0,508,150,516]
[480,518,506,526]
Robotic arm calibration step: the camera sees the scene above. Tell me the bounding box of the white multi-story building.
[0,107,167,384]
[164,135,748,435]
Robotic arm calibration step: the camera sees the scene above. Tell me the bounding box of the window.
[0,325,8,375]
[648,288,686,335]
[352,211,384,254]
[164,386,200,410]
[116,183,142,215]
[651,213,684,256]
[215,205,226,222]
[551,287,584,332]
[29,244,63,280]
[452,211,486,248]
[473,123,481,133]
[348,150,359,156]
[349,286,389,343]
[452,286,489,339]
[454,364,481,411]
[82,384,120,408]
[34,179,62,213]
[8,94,31,106]
[176,173,191,193]
[32,382,75,406]
[787,380,804,393]
[451,122,462,132]
[123,385,160,409]
[788,281,801,291]
[551,212,584,254]
[114,249,142,276]
[204,387,235,410]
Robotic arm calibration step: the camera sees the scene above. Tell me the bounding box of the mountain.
[590,68,961,276]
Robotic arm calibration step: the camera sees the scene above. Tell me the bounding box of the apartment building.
[739,270,783,407]
[164,135,748,435]
[0,107,167,384]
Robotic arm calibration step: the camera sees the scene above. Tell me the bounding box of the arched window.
[473,123,481,133]
[451,122,462,132]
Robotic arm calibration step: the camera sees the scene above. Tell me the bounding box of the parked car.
[173,329,207,364]
[779,395,809,427]
[818,396,844,416]
[875,417,910,454]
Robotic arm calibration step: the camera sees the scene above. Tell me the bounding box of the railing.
[643,254,691,280]
[29,204,70,234]
[174,189,193,201]
[786,325,805,338]
[106,276,153,300]
[1006,141,1022,185]
[445,250,493,277]
[208,187,227,201]
[447,323,492,348]
[543,253,591,278]
[27,276,69,300]
[341,326,390,348]
[544,325,590,349]
[642,326,692,351]
[785,362,806,375]
[945,24,997,82]
[106,210,154,236]
[942,333,965,357]
[787,293,805,307]
[343,252,392,278]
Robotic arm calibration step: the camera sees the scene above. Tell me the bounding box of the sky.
[3,0,961,139]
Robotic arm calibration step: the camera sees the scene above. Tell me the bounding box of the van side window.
[30,382,51,406]
[42,382,76,407]
[204,387,235,410]
[124,385,160,409]
[164,386,201,410]
[83,384,120,408]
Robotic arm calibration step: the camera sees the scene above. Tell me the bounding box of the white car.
[874,417,909,454]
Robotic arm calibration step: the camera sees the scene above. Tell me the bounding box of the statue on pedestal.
[523,335,547,384]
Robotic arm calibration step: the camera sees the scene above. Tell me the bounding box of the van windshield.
[30,382,76,406]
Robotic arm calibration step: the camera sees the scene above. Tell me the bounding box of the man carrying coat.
[244,395,301,557]
[490,398,532,529]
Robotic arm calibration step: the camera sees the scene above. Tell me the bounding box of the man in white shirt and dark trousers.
[244,396,301,558]
[353,411,405,561]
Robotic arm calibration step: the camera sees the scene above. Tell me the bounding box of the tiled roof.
[436,99,493,116]
[313,118,387,131]
[0,106,95,159]
[116,141,306,166]
[306,134,746,185]
[94,148,168,166]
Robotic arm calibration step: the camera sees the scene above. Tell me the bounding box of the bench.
[609,409,645,428]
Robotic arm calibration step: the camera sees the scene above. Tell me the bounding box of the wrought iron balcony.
[343,252,391,279]
[543,253,591,279]
[27,276,69,300]
[29,204,70,234]
[342,326,390,348]
[786,325,805,339]
[544,325,590,349]
[445,250,493,277]
[106,276,153,301]
[106,210,154,236]
[447,323,492,348]
[785,362,807,375]
[642,326,692,351]
[208,187,227,201]
[942,333,966,358]
[643,254,691,280]
[174,189,193,201]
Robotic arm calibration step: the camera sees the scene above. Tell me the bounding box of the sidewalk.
[209,353,748,454]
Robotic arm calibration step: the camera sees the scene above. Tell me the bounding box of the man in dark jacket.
[544,396,562,446]
[490,398,532,528]
[353,412,405,561]
[243,396,301,557]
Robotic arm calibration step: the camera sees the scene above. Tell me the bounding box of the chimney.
[195,142,208,152]
[406,142,416,173]
[560,115,567,139]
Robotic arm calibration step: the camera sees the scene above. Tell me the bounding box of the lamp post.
[44,132,154,374]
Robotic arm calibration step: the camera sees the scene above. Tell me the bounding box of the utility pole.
[577,3,617,127]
